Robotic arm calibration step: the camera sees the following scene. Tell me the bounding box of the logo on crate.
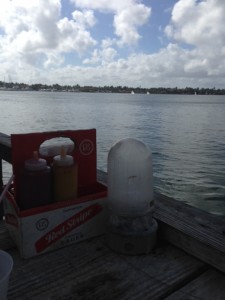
[35,203,102,253]
[79,139,94,155]
[36,218,49,231]
[5,213,19,228]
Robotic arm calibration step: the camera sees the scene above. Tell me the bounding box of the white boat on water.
[131,90,135,94]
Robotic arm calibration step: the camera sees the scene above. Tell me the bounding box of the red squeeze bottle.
[19,151,52,210]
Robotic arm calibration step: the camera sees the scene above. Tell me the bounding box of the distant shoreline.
[0,89,224,95]
[0,82,225,95]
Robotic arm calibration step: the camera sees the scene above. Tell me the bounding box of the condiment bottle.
[52,146,77,202]
[19,151,52,210]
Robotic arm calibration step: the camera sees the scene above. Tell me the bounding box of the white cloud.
[0,0,97,71]
[42,38,224,88]
[101,38,115,49]
[164,0,225,83]
[57,16,96,54]
[43,52,65,68]
[0,0,61,47]
[83,37,118,65]
[70,0,138,13]
[114,4,150,45]
[72,10,96,28]
[70,0,151,45]
[0,0,225,88]
[1,39,225,88]
[165,0,225,48]
[83,47,117,65]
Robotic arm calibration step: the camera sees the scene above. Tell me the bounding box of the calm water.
[1,91,225,215]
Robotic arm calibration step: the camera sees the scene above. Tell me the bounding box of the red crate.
[3,129,107,258]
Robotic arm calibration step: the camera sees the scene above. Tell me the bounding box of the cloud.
[0,0,225,88]
[164,0,225,80]
[0,0,97,70]
[31,44,206,87]
[83,45,118,65]
[165,0,225,48]
[70,0,151,45]
[0,0,151,82]
[1,39,225,88]
[72,9,96,28]
[114,3,150,45]
[0,0,61,49]
[57,14,97,54]
[38,37,225,89]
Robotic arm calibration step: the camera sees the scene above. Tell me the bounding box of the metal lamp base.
[106,215,158,255]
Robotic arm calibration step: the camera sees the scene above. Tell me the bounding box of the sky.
[0,0,225,88]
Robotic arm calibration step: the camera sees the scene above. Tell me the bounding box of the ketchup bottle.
[19,151,52,209]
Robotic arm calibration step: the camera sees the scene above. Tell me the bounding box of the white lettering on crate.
[60,232,84,246]
[35,203,102,253]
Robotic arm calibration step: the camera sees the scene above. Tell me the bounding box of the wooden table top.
[1,134,225,299]
[0,219,225,300]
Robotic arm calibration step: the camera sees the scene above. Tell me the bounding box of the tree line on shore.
[0,81,225,95]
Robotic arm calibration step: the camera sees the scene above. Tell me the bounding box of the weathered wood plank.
[120,243,207,298]
[154,192,225,274]
[7,237,109,300]
[165,269,225,300]
[97,169,225,275]
[7,236,207,300]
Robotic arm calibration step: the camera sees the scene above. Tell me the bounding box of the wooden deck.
[1,132,225,299]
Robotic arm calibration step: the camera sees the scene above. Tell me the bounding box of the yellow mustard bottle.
[53,146,78,202]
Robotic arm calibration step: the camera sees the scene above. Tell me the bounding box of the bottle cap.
[53,146,74,166]
[25,151,47,171]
